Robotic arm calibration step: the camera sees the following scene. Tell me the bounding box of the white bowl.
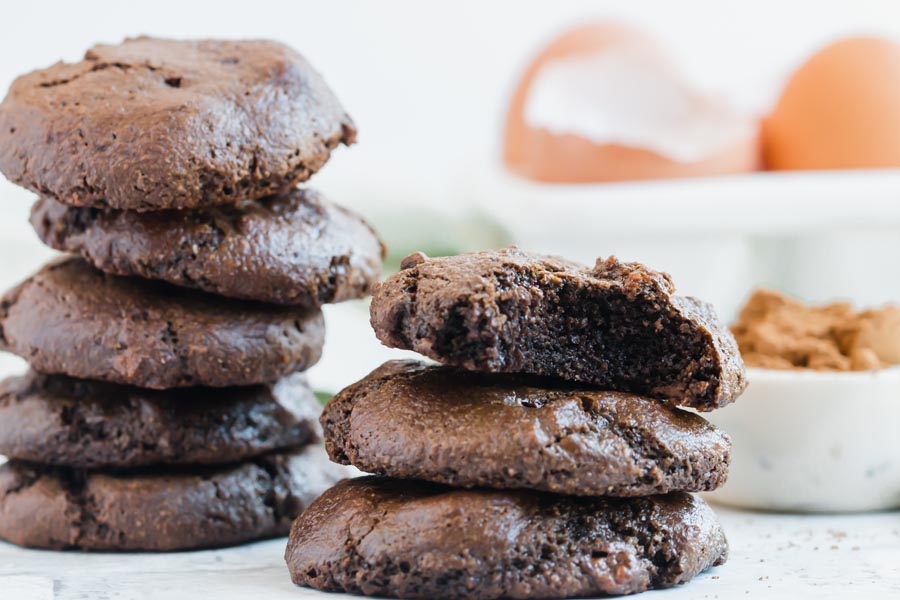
[704,366,900,513]
[467,167,900,237]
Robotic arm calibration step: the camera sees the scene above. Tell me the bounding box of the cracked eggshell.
[503,22,761,183]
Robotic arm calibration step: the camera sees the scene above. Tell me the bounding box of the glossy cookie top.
[323,360,731,496]
[0,370,322,468]
[31,188,384,306]
[0,258,324,388]
[0,446,350,551]
[286,476,728,599]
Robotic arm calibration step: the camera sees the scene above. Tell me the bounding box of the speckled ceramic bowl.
[704,366,900,513]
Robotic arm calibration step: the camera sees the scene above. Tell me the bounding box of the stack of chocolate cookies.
[287,248,746,598]
[0,38,384,551]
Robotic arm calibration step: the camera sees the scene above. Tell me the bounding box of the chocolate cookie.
[0,37,355,211]
[0,445,352,551]
[31,188,384,306]
[371,248,746,410]
[286,477,728,599]
[0,258,324,388]
[323,360,730,496]
[0,370,321,468]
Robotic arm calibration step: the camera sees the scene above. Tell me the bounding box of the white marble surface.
[1,504,898,600]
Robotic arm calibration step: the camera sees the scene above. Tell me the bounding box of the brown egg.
[503,22,760,183]
[765,36,900,170]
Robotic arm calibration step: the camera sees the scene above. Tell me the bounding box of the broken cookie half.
[371,247,746,411]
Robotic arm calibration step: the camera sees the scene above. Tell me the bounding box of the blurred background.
[2,0,900,392]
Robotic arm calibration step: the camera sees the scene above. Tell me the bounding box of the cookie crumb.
[400,251,429,270]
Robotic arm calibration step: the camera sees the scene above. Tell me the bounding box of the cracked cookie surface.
[0,445,350,551]
[31,188,385,306]
[371,248,746,411]
[322,360,731,496]
[0,37,355,211]
[0,258,324,388]
[285,476,728,599]
[0,370,321,468]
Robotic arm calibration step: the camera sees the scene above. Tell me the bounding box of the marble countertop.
[2,505,898,600]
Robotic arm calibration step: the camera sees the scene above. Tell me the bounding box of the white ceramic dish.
[467,167,900,236]
[703,366,900,513]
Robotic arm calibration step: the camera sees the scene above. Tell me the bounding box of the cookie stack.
[0,38,384,551]
[287,248,746,598]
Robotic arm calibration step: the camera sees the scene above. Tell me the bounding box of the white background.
[2,0,899,184]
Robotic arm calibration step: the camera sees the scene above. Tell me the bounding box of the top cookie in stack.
[370,248,745,410]
[0,37,383,552]
[0,37,354,211]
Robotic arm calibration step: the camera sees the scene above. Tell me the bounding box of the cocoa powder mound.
[731,288,900,371]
